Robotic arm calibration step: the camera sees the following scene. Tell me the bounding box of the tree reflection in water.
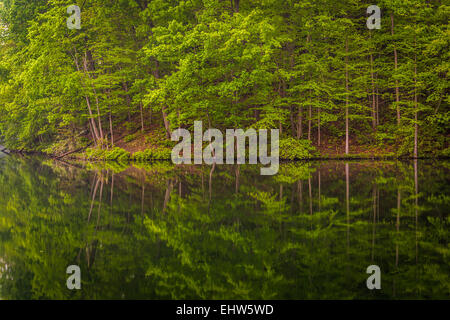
[0,156,448,299]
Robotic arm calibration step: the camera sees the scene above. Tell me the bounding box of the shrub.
[132,148,172,161]
[104,147,131,161]
[85,147,106,160]
[85,147,130,161]
[279,138,315,160]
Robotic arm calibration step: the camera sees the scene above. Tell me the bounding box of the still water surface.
[0,156,448,299]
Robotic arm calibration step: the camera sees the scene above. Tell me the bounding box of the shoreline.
[7,149,449,162]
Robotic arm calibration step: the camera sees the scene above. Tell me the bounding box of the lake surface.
[0,156,448,300]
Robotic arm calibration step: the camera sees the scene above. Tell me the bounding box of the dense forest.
[0,0,448,159]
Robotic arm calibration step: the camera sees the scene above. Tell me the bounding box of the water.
[0,156,448,300]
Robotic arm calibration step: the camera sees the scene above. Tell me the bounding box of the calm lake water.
[0,156,448,300]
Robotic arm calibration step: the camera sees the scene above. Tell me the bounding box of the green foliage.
[104,147,131,161]
[279,138,316,160]
[144,130,174,148]
[0,0,447,158]
[85,147,130,161]
[439,147,450,158]
[132,148,172,161]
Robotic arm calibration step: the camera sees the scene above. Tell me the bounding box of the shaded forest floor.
[315,136,396,159]
[113,124,167,155]
[108,124,397,160]
[19,115,446,160]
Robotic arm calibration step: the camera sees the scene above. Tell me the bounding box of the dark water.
[0,156,448,300]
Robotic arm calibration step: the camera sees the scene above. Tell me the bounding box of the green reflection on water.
[0,156,448,300]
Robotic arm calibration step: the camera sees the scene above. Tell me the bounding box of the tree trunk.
[317,107,321,146]
[307,35,312,142]
[73,52,100,142]
[232,0,240,13]
[297,106,303,139]
[345,37,350,155]
[94,94,104,142]
[153,60,171,139]
[370,32,377,130]
[88,120,97,145]
[288,42,296,138]
[308,101,312,141]
[414,37,418,158]
[86,96,100,142]
[88,176,101,222]
[391,13,401,126]
[83,52,104,142]
[162,106,171,139]
[376,73,380,126]
[109,110,114,147]
[140,102,145,133]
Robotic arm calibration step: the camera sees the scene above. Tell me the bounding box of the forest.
[0,0,448,160]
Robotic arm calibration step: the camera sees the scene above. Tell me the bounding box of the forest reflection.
[0,156,448,300]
